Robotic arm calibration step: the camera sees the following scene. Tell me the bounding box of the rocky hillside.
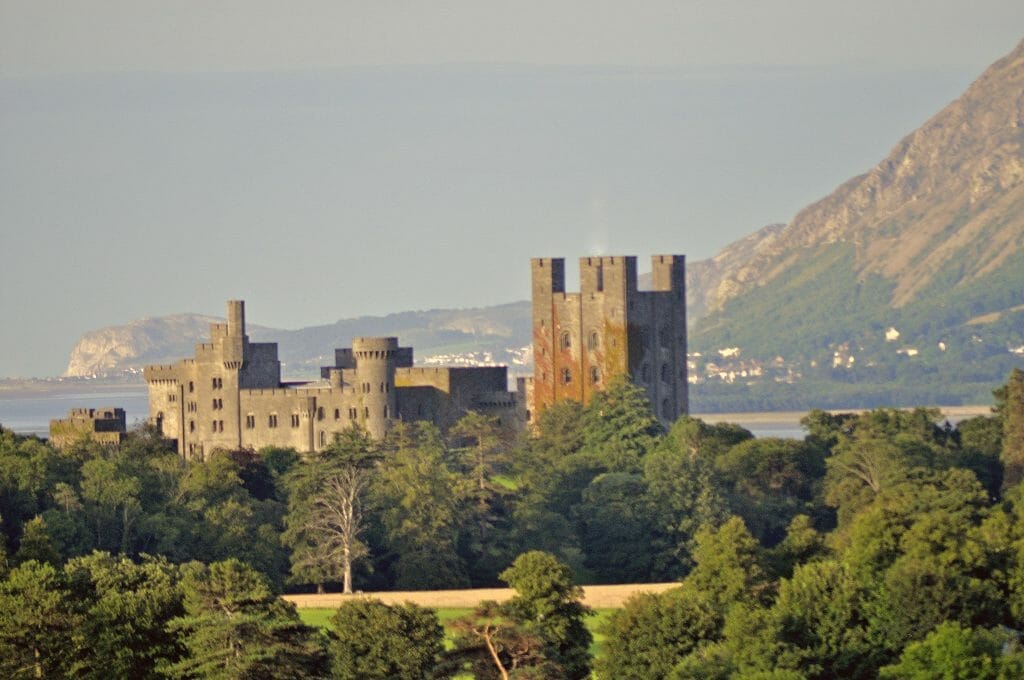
[690,39,1024,409]
[701,39,1024,314]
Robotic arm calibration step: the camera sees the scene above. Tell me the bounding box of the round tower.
[352,337,399,438]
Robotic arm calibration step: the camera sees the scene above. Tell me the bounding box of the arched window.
[590,366,600,384]
[661,363,670,383]
[561,368,572,384]
[587,331,599,351]
[189,420,195,433]
[560,332,571,350]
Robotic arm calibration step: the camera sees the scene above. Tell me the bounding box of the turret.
[352,337,399,438]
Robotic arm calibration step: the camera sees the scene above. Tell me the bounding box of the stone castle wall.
[145,300,523,459]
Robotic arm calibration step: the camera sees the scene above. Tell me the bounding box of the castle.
[49,407,127,449]
[144,301,522,459]
[530,255,688,423]
[144,254,687,457]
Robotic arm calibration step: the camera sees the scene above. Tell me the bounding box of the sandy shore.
[694,404,991,425]
[284,582,679,610]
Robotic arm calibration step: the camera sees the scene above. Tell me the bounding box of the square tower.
[530,254,687,426]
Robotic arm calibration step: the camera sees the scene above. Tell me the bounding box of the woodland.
[1,368,1023,678]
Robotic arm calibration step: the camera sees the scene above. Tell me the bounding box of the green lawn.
[299,606,614,658]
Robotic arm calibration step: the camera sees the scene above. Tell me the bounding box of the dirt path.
[284,582,679,610]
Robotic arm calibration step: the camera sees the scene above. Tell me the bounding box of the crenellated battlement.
[145,300,521,457]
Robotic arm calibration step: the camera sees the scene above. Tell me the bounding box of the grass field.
[298,606,615,658]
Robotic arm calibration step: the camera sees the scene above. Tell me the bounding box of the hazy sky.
[1,2,1022,377]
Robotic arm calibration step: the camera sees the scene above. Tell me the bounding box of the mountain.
[690,39,1024,409]
[64,41,1024,409]
[65,303,533,379]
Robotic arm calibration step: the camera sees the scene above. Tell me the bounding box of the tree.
[449,600,556,680]
[498,550,593,679]
[714,438,827,547]
[878,621,1024,679]
[642,417,745,577]
[683,517,768,613]
[162,559,327,679]
[0,560,78,679]
[13,516,59,567]
[64,551,185,679]
[575,472,659,583]
[80,457,141,555]
[450,411,511,495]
[580,375,663,473]
[374,422,469,589]
[597,588,719,680]
[998,368,1024,489]
[824,409,948,528]
[283,426,380,594]
[328,599,443,680]
[449,412,517,585]
[771,559,874,679]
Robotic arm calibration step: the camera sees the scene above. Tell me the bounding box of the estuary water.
[0,386,150,437]
[0,384,809,440]
[1,386,988,442]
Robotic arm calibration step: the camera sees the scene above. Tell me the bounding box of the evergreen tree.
[498,550,593,679]
[0,560,78,679]
[65,551,185,679]
[162,559,328,679]
[328,599,443,680]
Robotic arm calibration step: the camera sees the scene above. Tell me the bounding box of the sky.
[1,2,1023,377]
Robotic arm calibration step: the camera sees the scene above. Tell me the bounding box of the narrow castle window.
[219,420,224,432]
[211,420,217,432]
[561,368,572,384]
[363,407,369,418]
[188,381,194,393]
[590,366,600,384]
[334,408,340,420]
[560,332,571,350]
[246,414,255,429]
[291,414,300,427]
[189,420,195,433]
[319,431,326,447]
[661,363,669,383]
[317,407,324,421]
[268,414,278,428]
[380,383,385,393]
[349,407,357,419]
[588,331,599,351]
[383,406,389,418]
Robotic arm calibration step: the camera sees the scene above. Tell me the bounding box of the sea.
[0,384,812,440]
[0,386,151,438]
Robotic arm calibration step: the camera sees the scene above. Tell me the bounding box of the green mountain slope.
[690,39,1024,409]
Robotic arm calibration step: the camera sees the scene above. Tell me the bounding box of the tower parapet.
[351,337,400,439]
[530,254,688,426]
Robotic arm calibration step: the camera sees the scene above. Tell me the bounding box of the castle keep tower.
[531,255,687,426]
